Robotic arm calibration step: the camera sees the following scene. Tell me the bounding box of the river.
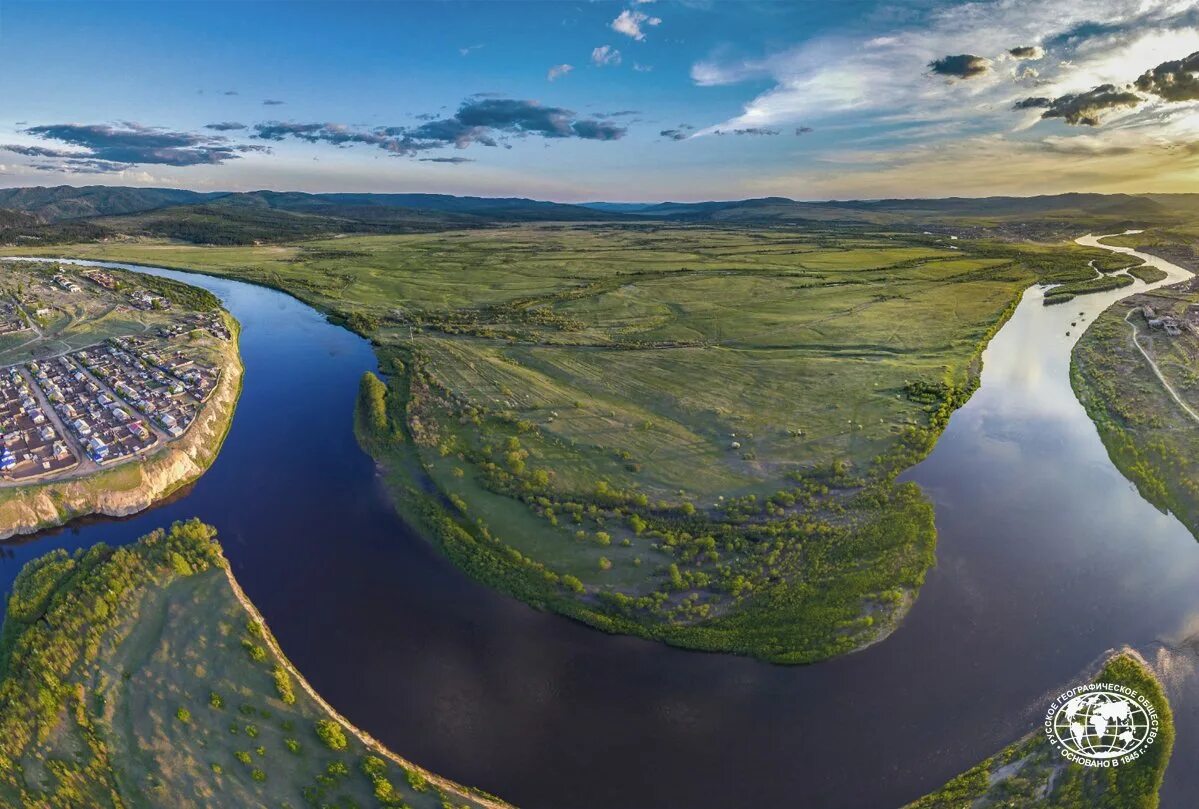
[5,242,1199,808]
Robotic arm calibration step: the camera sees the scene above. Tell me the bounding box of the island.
[0,260,241,538]
[7,224,1135,663]
[0,519,511,809]
[906,651,1173,809]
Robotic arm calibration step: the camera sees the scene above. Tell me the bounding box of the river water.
[5,245,1199,808]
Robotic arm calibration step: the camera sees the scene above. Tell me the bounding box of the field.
[1072,278,1199,539]
[7,225,1125,662]
[905,651,1173,809]
[0,520,508,809]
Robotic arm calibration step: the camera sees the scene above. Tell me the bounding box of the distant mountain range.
[0,185,1192,245]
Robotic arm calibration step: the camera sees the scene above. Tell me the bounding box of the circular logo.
[1044,683,1158,767]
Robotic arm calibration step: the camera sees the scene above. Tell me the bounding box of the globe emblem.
[1051,690,1151,759]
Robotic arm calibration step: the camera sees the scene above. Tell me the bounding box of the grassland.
[1072,278,1199,539]
[905,651,1173,809]
[7,225,1124,662]
[0,519,509,809]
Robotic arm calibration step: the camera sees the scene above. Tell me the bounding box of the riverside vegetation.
[905,651,1173,809]
[8,225,1133,662]
[0,519,509,809]
[1073,276,1199,539]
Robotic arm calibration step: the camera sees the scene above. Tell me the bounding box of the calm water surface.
[6,248,1199,809]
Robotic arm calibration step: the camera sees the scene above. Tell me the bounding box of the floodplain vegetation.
[8,225,1129,662]
[1072,277,1199,538]
[906,652,1173,809]
[0,519,508,809]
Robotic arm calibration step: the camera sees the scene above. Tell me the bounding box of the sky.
[2,0,1199,201]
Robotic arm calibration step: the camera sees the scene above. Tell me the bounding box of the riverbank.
[3,242,1199,807]
[0,311,242,539]
[1073,277,1199,540]
[905,650,1174,808]
[0,519,511,808]
[1,230,1121,663]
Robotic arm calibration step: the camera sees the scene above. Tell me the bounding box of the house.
[87,436,108,462]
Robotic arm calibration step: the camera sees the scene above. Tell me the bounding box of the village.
[1141,302,1199,338]
[0,261,232,482]
[0,331,224,480]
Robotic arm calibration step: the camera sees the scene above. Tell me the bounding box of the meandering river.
[6,243,1199,808]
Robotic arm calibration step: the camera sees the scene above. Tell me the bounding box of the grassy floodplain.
[7,225,1126,662]
[1072,277,1199,538]
[0,519,509,809]
[905,651,1173,809]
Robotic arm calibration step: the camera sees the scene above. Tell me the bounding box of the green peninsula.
[0,519,510,809]
[7,227,1122,662]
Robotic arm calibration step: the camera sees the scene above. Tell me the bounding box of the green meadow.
[9,225,1123,662]
[0,520,507,809]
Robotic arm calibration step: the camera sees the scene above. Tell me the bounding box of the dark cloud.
[569,119,626,140]
[419,156,475,164]
[1,144,79,158]
[1017,84,1141,125]
[928,54,990,79]
[795,126,814,135]
[1013,96,1052,109]
[262,99,285,106]
[19,123,240,166]
[205,121,247,131]
[253,97,627,159]
[454,98,576,136]
[1134,50,1199,102]
[660,123,696,141]
[1008,45,1044,60]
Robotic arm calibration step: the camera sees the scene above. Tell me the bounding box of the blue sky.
[2,0,1199,200]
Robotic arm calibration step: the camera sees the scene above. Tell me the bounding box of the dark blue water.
[5,257,1199,809]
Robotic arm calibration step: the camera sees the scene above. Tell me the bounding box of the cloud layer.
[4,123,241,172]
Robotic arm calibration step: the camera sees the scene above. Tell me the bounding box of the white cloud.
[692,0,1199,135]
[592,45,622,67]
[611,9,661,41]
[547,63,574,81]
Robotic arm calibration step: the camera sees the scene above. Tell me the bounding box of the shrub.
[315,719,348,751]
[272,665,296,705]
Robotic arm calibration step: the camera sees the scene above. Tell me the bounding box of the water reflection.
[0,247,1197,808]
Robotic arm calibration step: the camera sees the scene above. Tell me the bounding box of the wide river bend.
[5,243,1199,808]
